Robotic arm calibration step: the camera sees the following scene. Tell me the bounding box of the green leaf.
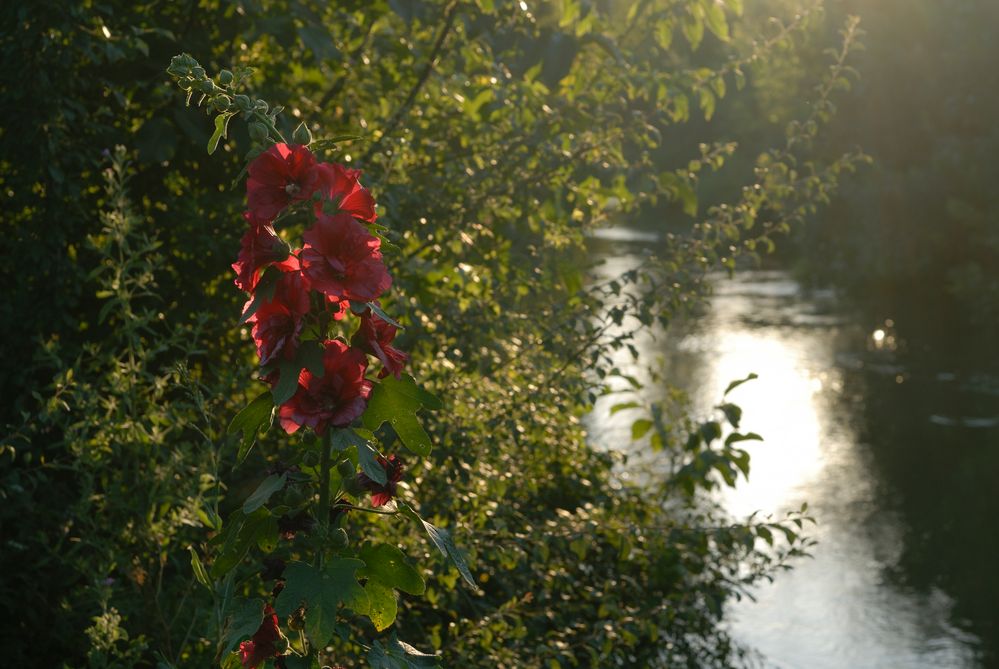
[681,14,704,50]
[723,372,758,396]
[272,358,302,405]
[331,427,386,484]
[609,401,640,415]
[362,374,441,457]
[227,392,274,465]
[297,339,326,378]
[357,436,387,486]
[702,0,729,41]
[242,472,287,514]
[238,267,281,325]
[366,301,404,329]
[275,560,368,647]
[220,652,242,669]
[631,419,653,440]
[368,631,441,669]
[208,112,233,154]
[221,598,265,654]
[400,504,478,590]
[188,546,211,589]
[718,402,742,428]
[211,508,278,578]
[363,580,397,631]
[725,431,763,446]
[358,544,426,596]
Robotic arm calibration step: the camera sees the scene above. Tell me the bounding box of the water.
[585,233,999,668]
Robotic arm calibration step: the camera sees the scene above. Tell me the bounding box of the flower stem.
[316,434,332,569]
[332,503,398,516]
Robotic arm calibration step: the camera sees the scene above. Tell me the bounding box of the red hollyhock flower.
[357,454,404,507]
[247,143,319,220]
[278,340,372,435]
[238,604,281,669]
[314,162,377,222]
[232,215,296,293]
[247,270,311,366]
[301,213,391,305]
[351,311,409,379]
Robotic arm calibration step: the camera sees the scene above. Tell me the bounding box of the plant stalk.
[316,434,332,569]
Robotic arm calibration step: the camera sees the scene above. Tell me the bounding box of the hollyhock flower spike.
[314,162,377,222]
[238,604,282,669]
[247,143,320,220]
[232,214,297,293]
[357,454,405,507]
[278,340,372,436]
[352,310,409,378]
[301,212,391,304]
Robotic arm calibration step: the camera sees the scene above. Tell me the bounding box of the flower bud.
[254,99,269,113]
[292,121,312,146]
[336,460,355,479]
[212,95,231,112]
[199,79,218,94]
[248,121,269,142]
[219,69,233,85]
[192,66,206,79]
[288,606,306,631]
[331,527,349,549]
[234,95,252,112]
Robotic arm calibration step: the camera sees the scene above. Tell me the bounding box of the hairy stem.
[316,436,332,569]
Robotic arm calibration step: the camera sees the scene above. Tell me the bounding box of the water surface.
[585,234,997,668]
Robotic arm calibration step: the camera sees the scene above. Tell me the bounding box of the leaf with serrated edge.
[363,374,441,457]
[358,543,425,595]
[222,598,264,654]
[274,560,367,647]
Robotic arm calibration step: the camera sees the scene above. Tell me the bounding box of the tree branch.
[361,2,459,164]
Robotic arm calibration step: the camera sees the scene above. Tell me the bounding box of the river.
[585,231,999,668]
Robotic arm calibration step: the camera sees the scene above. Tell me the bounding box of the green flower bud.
[288,606,306,632]
[292,121,313,146]
[199,80,217,94]
[331,527,349,549]
[234,95,252,112]
[211,95,231,112]
[248,121,269,142]
[218,69,233,85]
[254,99,269,113]
[336,460,355,479]
[192,66,206,79]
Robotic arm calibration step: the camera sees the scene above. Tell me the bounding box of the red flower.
[351,311,409,378]
[232,215,296,293]
[238,604,281,669]
[278,340,372,435]
[314,162,377,222]
[247,143,320,220]
[247,270,311,366]
[301,213,391,305]
[357,454,404,507]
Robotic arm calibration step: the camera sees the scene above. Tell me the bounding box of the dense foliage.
[1,1,861,666]
[788,0,999,345]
